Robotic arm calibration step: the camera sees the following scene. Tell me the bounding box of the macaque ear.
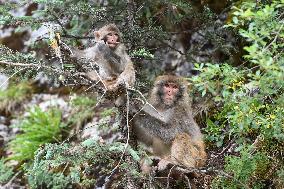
[94,31,100,40]
[186,82,192,90]
[186,83,193,90]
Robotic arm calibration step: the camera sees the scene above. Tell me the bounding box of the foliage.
[0,0,283,188]
[0,81,33,113]
[8,106,63,162]
[70,94,97,108]
[0,45,43,78]
[0,158,14,184]
[130,48,154,59]
[65,94,97,130]
[213,147,269,188]
[274,168,284,188]
[192,0,284,146]
[26,139,142,189]
[191,1,284,188]
[192,63,245,100]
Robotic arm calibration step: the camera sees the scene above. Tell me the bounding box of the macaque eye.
[107,33,113,36]
[172,85,178,89]
[164,83,170,88]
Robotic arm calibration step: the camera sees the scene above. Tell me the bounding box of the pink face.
[163,82,179,105]
[105,32,119,49]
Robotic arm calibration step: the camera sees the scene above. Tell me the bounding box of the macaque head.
[94,24,121,49]
[152,75,186,108]
[162,82,180,106]
[105,31,119,49]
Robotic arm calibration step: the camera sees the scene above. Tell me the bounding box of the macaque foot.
[157,159,171,171]
[86,71,99,81]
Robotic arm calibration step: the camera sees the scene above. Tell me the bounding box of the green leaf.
[232,16,238,24]
[128,148,140,161]
[201,90,206,97]
[81,138,97,147]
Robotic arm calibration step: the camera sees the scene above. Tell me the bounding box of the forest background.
[0,0,283,188]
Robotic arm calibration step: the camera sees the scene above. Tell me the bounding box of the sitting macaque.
[72,24,135,91]
[132,75,207,170]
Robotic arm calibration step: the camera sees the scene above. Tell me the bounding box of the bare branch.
[3,171,22,188]
[0,61,59,72]
[127,87,163,120]
[0,67,27,89]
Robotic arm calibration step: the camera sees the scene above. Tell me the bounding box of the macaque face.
[163,82,180,106]
[105,32,119,49]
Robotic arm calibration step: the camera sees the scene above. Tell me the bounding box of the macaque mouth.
[165,96,174,101]
[106,41,120,46]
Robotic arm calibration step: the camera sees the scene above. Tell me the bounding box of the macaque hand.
[115,77,129,88]
[157,159,171,171]
[97,42,109,52]
[107,82,123,92]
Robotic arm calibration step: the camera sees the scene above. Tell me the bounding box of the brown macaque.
[132,75,206,170]
[73,24,135,91]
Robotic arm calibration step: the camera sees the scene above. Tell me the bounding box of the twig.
[0,61,40,67]
[166,165,176,189]
[60,119,108,145]
[213,169,250,189]
[103,88,131,185]
[156,38,186,55]
[84,80,101,92]
[0,67,27,89]
[0,61,60,73]
[263,24,283,52]
[60,41,74,56]
[159,164,250,189]
[89,62,108,107]
[3,171,22,188]
[127,87,163,120]
[127,0,135,27]
[213,138,235,158]
[62,162,70,173]
[184,175,192,189]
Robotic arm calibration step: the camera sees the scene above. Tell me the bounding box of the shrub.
[8,106,63,162]
[26,139,141,189]
[0,158,14,184]
[0,82,33,113]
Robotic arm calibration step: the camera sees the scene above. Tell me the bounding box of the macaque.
[132,75,206,170]
[73,24,135,91]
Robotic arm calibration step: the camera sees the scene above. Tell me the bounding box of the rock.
[24,94,71,118]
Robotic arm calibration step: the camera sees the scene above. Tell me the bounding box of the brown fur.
[133,75,206,169]
[73,24,135,90]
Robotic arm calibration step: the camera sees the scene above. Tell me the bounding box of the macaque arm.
[71,41,110,59]
[141,104,170,124]
[115,50,135,87]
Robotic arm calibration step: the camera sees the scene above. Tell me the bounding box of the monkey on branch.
[71,24,135,93]
[132,75,207,172]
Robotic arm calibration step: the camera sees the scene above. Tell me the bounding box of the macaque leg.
[140,158,153,174]
[153,138,171,157]
[86,71,118,91]
[152,138,172,170]
[114,95,126,107]
[171,133,198,169]
[194,139,207,167]
[104,79,118,89]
